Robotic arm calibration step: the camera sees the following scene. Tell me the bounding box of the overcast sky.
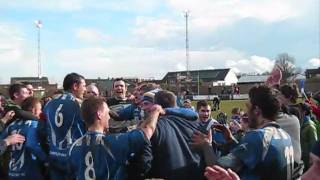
[0,0,319,85]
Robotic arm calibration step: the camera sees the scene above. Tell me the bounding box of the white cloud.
[166,0,309,32]
[49,46,249,84]
[0,0,160,12]
[0,23,37,83]
[0,0,84,11]
[226,55,275,74]
[128,0,313,46]
[132,17,184,45]
[176,63,186,71]
[0,0,317,86]
[308,58,320,67]
[0,24,24,60]
[0,22,277,85]
[75,28,111,44]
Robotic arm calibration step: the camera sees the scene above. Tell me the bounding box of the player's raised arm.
[138,105,164,139]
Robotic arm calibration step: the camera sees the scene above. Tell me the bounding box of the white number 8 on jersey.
[85,151,96,180]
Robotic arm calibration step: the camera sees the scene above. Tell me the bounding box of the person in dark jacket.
[143,90,206,180]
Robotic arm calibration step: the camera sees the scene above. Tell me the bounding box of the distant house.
[304,68,320,93]
[305,67,320,79]
[160,69,238,94]
[235,75,269,94]
[162,68,238,86]
[237,75,268,85]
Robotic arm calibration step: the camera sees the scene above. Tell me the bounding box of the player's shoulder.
[108,129,143,142]
[6,120,18,132]
[242,128,265,142]
[69,135,86,155]
[23,119,38,128]
[46,93,79,108]
[50,93,76,102]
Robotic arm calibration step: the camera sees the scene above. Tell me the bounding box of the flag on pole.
[300,79,307,99]
[266,65,282,87]
[34,20,42,28]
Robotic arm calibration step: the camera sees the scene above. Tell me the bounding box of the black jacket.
[144,108,206,180]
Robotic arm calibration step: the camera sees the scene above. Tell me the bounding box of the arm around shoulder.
[138,105,165,140]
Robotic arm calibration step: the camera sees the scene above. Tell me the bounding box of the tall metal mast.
[35,20,42,79]
[184,11,190,80]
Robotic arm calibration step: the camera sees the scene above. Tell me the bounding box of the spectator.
[176,90,186,107]
[85,83,100,98]
[305,91,320,120]
[279,84,303,121]
[300,103,318,171]
[183,99,195,110]
[229,107,242,135]
[212,96,220,111]
[106,78,133,133]
[41,96,52,108]
[239,113,250,132]
[276,85,303,177]
[107,78,129,106]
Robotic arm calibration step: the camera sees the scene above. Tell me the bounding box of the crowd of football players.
[0,72,319,180]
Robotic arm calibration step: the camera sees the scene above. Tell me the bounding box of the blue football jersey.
[0,119,46,180]
[231,123,294,180]
[68,130,148,180]
[198,119,227,156]
[118,104,142,122]
[43,92,85,170]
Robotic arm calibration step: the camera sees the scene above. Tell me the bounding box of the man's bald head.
[85,84,100,98]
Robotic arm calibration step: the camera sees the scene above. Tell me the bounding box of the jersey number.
[55,104,64,127]
[85,151,96,180]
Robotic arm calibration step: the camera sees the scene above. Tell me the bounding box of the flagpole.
[37,24,41,79]
[35,20,42,79]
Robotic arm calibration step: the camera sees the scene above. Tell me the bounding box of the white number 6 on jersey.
[55,104,63,127]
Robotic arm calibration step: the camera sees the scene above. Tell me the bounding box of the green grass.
[192,100,247,119]
[192,97,306,120]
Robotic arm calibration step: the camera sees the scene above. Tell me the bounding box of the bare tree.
[275,53,298,83]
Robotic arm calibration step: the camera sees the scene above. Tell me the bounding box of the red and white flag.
[266,65,282,87]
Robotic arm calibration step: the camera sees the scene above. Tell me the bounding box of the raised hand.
[204,165,239,180]
[4,134,25,146]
